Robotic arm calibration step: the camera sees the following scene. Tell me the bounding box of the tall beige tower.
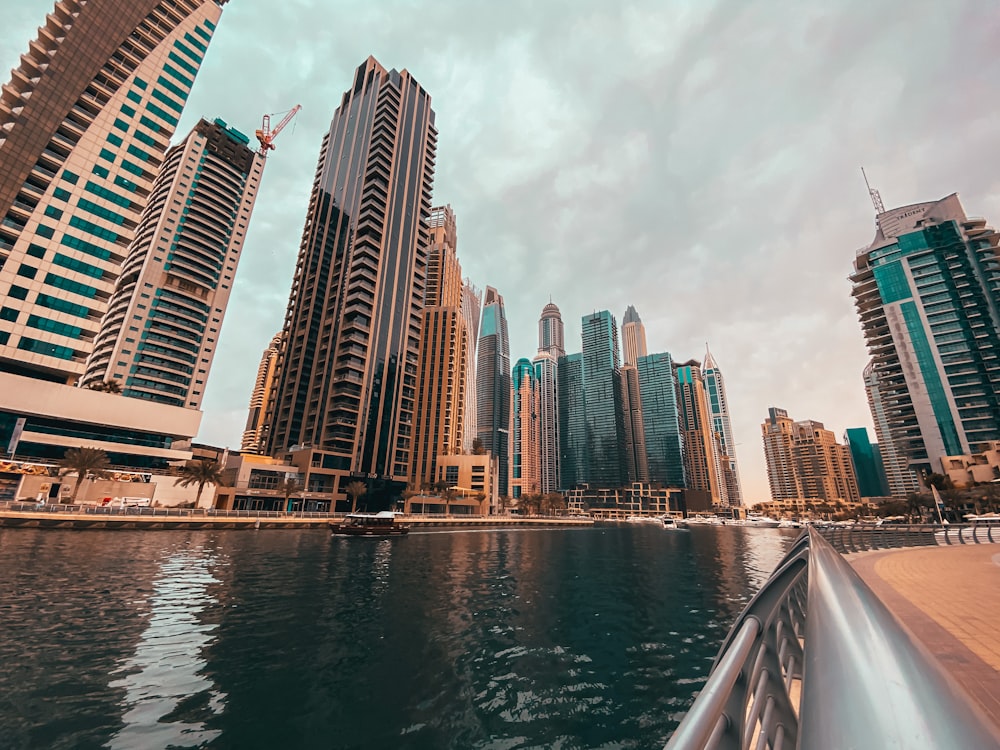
[82,118,264,406]
[762,406,860,503]
[410,205,468,488]
[242,332,283,453]
[510,357,540,499]
[621,305,648,367]
[674,359,724,505]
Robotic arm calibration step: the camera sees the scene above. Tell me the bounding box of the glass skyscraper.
[580,310,626,488]
[0,0,226,384]
[265,57,437,507]
[703,345,743,505]
[557,352,585,489]
[636,352,685,487]
[477,286,511,497]
[851,194,1000,477]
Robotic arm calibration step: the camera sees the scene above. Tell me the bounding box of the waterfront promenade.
[848,544,1000,729]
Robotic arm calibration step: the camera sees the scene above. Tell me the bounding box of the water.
[0,524,798,749]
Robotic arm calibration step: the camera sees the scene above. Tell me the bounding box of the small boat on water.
[625,515,663,524]
[330,511,410,537]
[660,516,688,531]
[742,514,781,528]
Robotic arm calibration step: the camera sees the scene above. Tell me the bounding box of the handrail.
[816,523,996,553]
[665,527,1000,749]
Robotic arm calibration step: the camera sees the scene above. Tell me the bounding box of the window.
[8,286,28,301]
[53,187,71,202]
[0,308,19,322]
[99,148,115,163]
[113,118,129,132]
[36,224,54,239]
[26,243,46,258]
[120,103,136,117]
[62,170,79,184]
[43,206,63,220]
[127,90,142,104]
[106,133,123,147]
[93,165,110,178]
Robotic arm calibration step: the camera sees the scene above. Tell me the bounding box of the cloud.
[5,0,1000,502]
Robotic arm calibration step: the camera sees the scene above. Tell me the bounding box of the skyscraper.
[674,359,724,505]
[534,301,564,494]
[580,310,626,487]
[510,358,540,499]
[82,118,263,406]
[844,427,890,498]
[264,57,437,506]
[242,332,282,453]
[621,305,647,367]
[410,205,467,488]
[851,193,1000,477]
[619,305,649,484]
[0,1,226,383]
[557,352,585,489]
[477,286,511,497]
[863,359,920,496]
[539,301,565,357]
[460,280,481,453]
[762,407,860,503]
[636,352,685,487]
[703,345,744,505]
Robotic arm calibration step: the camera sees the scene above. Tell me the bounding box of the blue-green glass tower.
[851,194,1000,475]
[580,311,626,487]
[636,352,685,486]
[557,353,585,489]
[844,427,889,498]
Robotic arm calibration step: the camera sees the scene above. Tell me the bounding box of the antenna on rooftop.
[861,167,885,214]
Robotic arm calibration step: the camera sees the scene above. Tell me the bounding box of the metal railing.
[0,500,336,520]
[665,527,1000,749]
[816,522,998,554]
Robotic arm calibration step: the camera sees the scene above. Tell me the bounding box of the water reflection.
[107,547,226,749]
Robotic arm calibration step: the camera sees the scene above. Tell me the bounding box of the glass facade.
[476,287,511,497]
[580,311,626,488]
[636,352,685,487]
[557,353,585,489]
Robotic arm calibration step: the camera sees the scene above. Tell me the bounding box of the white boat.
[660,516,688,531]
[686,515,725,525]
[777,519,803,529]
[743,514,781,528]
[625,515,662,524]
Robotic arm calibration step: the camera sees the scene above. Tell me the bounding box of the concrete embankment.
[0,507,594,531]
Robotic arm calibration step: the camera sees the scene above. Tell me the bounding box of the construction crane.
[255,105,301,156]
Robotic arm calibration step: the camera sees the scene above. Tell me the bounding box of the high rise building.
[580,311,626,487]
[621,364,648,482]
[242,332,282,453]
[674,359,724,504]
[703,345,744,506]
[557,352,585,489]
[851,193,1000,478]
[0,0,226,384]
[844,427,890,498]
[762,407,860,503]
[863,359,920,496]
[264,57,437,507]
[636,352,685,487]
[534,301,563,494]
[477,286,511,497]
[81,117,263,406]
[539,301,565,357]
[621,305,647,367]
[410,205,467,488]
[460,280,481,453]
[510,358,540,499]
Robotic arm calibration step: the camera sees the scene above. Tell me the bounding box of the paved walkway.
[849,544,1000,729]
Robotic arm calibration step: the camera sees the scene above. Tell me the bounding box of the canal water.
[0,524,798,749]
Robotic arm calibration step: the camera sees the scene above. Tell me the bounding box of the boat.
[625,515,662,524]
[660,516,688,531]
[743,514,781,528]
[330,511,410,536]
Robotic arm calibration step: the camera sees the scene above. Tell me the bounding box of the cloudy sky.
[5,1,1000,502]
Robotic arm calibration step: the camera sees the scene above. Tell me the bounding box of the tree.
[442,487,458,515]
[345,481,367,514]
[58,447,110,503]
[278,477,304,513]
[471,437,486,455]
[173,459,225,507]
[87,380,121,394]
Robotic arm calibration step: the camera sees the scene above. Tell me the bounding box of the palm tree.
[278,477,304,513]
[87,380,121,393]
[173,459,225,507]
[442,487,458,515]
[345,481,367,514]
[58,447,110,503]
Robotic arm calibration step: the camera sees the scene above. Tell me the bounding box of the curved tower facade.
[460,280,481,453]
[534,301,563,493]
[538,301,565,357]
[242,332,283,453]
[0,0,226,383]
[82,118,263,406]
[477,286,510,497]
[703,344,743,505]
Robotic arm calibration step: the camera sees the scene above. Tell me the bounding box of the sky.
[4,1,1000,503]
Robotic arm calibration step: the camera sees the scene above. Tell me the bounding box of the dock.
[849,544,1000,730]
[0,504,594,531]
